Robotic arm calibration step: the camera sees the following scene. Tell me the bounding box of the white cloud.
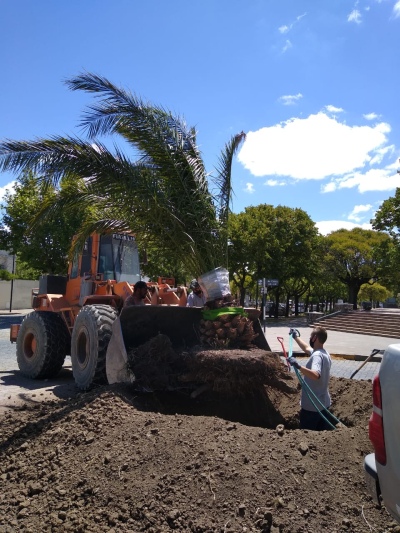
[322,165,399,194]
[335,167,399,193]
[321,182,336,193]
[348,204,373,222]
[369,144,395,165]
[238,112,391,180]
[393,1,400,18]
[278,93,303,106]
[325,105,344,114]
[244,183,255,193]
[363,112,379,120]
[282,40,292,53]
[278,12,306,34]
[348,9,362,23]
[316,220,372,236]
[385,157,400,170]
[0,181,16,202]
[265,179,286,187]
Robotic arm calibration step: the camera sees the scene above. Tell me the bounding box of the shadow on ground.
[0,366,79,410]
[0,315,24,330]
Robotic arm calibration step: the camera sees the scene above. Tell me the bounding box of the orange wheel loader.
[10,232,270,390]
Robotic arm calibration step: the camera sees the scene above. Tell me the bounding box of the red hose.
[277,336,290,370]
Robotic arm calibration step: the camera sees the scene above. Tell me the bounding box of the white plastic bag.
[198,267,230,301]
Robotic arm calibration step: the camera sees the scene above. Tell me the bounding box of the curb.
[330,353,383,362]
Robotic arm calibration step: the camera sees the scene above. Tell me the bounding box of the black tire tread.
[16,311,70,379]
[71,304,118,390]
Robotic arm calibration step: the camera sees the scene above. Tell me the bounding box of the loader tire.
[71,304,118,390]
[16,311,70,379]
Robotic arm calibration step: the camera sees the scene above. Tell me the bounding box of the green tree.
[139,242,192,286]
[0,269,14,280]
[371,194,400,295]
[228,205,319,308]
[0,170,86,275]
[372,188,400,242]
[358,282,391,307]
[282,277,310,314]
[0,73,244,277]
[14,255,42,280]
[324,228,391,309]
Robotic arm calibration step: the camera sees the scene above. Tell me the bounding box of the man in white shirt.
[288,326,334,431]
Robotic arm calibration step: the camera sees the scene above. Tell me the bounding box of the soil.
[0,349,397,533]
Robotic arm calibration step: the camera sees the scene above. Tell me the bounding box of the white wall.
[0,280,38,310]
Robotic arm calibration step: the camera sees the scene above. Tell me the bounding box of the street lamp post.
[9,254,15,313]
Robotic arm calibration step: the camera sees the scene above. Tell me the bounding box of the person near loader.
[124,281,148,307]
[186,279,207,307]
[288,326,334,431]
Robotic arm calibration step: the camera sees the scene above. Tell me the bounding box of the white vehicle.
[364,344,400,523]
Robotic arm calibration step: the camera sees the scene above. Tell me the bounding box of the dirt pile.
[0,368,396,532]
[127,340,289,399]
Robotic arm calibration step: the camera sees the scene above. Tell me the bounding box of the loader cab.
[98,233,141,284]
[68,232,141,284]
[66,232,141,305]
[70,236,93,279]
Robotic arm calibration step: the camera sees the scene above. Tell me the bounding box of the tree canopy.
[358,282,391,306]
[324,227,391,308]
[372,187,400,241]
[0,170,86,275]
[228,204,319,307]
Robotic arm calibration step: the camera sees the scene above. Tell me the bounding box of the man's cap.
[190,279,200,290]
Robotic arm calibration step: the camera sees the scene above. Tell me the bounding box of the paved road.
[0,313,76,412]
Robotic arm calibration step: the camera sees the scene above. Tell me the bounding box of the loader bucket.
[121,305,204,347]
[106,306,203,384]
[105,305,270,385]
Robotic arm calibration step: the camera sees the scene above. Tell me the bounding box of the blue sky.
[1,0,399,235]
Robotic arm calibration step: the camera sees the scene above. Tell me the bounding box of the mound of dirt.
[0,370,396,532]
[127,337,289,398]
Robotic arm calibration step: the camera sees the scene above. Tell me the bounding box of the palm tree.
[0,73,245,276]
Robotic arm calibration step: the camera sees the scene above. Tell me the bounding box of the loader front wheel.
[16,311,70,379]
[71,304,118,390]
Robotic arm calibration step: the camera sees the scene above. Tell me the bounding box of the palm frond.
[67,73,200,158]
[67,73,210,204]
[214,131,246,223]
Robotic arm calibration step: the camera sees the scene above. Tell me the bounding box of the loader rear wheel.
[16,311,70,379]
[71,304,118,390]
